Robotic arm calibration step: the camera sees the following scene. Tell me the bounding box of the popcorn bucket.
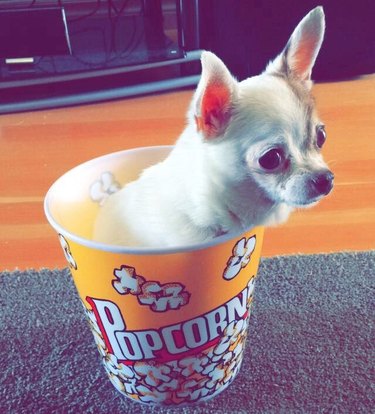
[44,146,264,406]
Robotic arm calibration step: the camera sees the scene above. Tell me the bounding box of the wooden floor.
[1,74,374,270]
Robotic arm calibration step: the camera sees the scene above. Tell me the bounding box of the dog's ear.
[194,52,237,140]
[267,6,325,84]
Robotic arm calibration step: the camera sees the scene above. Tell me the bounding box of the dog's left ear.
[267,6,325,84]
[193,51,237,140]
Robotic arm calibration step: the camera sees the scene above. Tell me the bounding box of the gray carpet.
[1,252,374,414]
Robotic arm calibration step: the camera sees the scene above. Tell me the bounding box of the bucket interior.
[45,146,172,241]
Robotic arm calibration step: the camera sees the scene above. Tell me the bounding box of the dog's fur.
[94,6,333,248]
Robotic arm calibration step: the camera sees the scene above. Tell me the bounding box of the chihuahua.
[94,6,333,248]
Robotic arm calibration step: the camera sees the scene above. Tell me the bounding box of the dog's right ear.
[193,52,237,140]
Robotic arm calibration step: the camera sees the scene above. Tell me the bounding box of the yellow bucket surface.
[45,146,264,405]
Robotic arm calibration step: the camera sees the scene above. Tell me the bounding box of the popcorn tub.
[44,146,264,406]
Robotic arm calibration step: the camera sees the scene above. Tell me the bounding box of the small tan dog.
[94,6,333,248]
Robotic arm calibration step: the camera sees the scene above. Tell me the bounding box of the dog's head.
[191,6,333,210]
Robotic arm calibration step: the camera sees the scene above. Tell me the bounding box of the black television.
[0,7,71,60]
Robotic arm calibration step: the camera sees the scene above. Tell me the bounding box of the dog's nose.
[312,170,334,196]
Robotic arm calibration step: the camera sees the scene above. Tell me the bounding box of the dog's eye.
[259,149,284,170]
[316,125,326,148]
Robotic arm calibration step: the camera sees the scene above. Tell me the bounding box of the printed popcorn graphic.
[58,234,77,270]
[223,236,256,280]
[83,277,256,405]
[90,172,121,206]
[138,282,190,312]
[112,266,145,295]
[113,265,190,312]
